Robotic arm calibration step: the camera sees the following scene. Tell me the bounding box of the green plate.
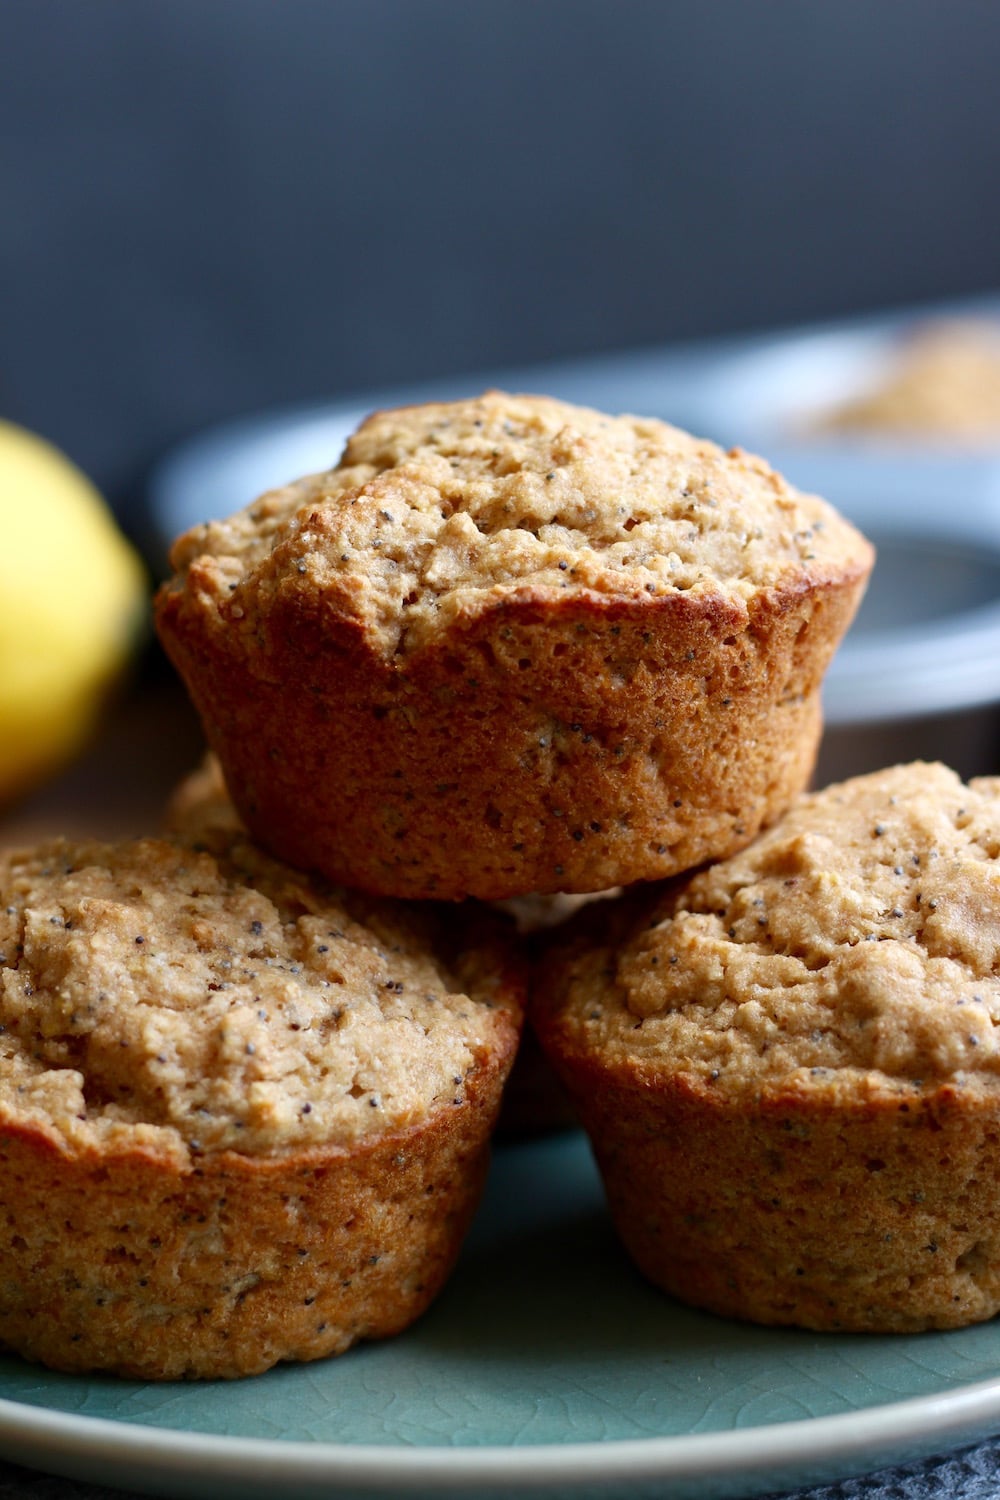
[2,1133,1000,1499]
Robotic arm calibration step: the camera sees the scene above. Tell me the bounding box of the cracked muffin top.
[0,827,520,1164]
[164,391,873,657]
[538,763,1000,1096]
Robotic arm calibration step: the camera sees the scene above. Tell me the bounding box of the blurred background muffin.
[814,320,1000,441]
[2,0,1000,525]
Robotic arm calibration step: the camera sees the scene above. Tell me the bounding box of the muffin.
[816,320,1000,441]
[155,391,873,901]
[533,763,1000,1332]
[0,825,523,1378]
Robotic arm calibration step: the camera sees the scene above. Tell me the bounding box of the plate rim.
[2,1366,1000,1492]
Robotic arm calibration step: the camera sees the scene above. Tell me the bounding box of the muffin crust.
[170,392,862,653]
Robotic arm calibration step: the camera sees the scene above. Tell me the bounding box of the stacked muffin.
[153,390,892,1323]
[4,387,912,1377]
[157,392,871,898]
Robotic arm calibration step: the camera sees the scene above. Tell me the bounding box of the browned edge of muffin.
[156,558,870,901]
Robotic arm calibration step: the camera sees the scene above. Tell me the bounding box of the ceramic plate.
[3,1134,1000,1500]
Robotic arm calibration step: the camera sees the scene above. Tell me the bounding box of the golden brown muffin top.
[165,391,873,658]
[542,764,1000,1096]
[0,828,518,1164]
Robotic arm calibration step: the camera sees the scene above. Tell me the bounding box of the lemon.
[0,419,147,801]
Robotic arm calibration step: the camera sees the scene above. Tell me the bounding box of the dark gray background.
[2,0,999,524]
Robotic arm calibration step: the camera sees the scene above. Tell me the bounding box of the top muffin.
[171,392,863,651]
[157,392,873,900]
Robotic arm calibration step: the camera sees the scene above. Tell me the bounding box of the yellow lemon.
[0,419,147,801]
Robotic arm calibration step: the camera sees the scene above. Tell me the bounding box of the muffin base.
[0,1051,514,1380]
[540,1053,1000,1333]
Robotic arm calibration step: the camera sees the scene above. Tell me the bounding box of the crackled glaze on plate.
[2,1134,1000,1497]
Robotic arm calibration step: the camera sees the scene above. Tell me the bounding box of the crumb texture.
[0,829,515,1159]
[163,752,241,837]
[167,390,871,657]
[551,763,1000,1093]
